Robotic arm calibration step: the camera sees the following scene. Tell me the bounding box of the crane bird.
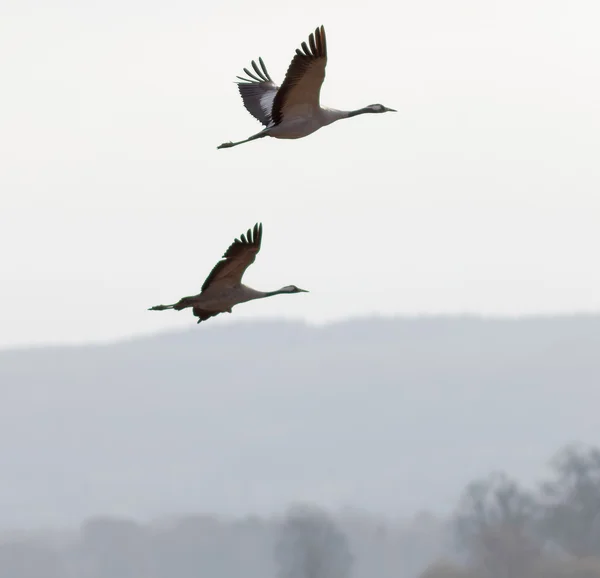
[217,26,396,149]
[148,223,308,324]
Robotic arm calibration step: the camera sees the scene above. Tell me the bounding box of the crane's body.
[218,27,395,149]
[191,284,265,310]
[262,107,347,138]
[148,223,308,324]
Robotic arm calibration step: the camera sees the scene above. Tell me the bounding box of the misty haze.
[1,316,600,577]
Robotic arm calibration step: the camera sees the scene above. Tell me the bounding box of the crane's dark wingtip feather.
[316,25,327,57]
[242,67,262,82]
[309,32,317,55]
[295,26,327,58]
[258,57,271,81]
[251,59,267,82]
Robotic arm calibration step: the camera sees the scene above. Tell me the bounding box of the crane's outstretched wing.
[235,58,279,127]
[200,223,263,292]
[271,26,327,126]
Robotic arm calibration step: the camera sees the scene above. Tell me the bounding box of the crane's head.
[347,104,397,118]
[365,103,397,113]
[265,285,309,298]
[280,285,309,294]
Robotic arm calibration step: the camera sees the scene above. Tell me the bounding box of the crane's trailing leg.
[149,295,196,312]
[148,304,174,311]
[217,130,268,149]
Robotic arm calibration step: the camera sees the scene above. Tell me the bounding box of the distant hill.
[0,315,598,529]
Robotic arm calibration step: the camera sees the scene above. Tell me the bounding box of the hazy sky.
[1,0,599,347]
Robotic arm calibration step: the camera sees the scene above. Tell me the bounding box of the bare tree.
[454,472,540,578]
[275,504,353,578]
[540,444,600,557]
[78,516,150,578]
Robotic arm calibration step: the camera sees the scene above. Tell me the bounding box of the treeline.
[423,443,600,577]
[0,505,448,578]
[1,443,600,578]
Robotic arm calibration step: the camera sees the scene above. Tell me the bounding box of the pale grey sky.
[1,0,599,346]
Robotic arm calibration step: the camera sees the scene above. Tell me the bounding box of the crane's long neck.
[262,288,290,298]
[321,106,376,123]
[240,286,287,301]
[347,106,376,118]
[320,107,352,124]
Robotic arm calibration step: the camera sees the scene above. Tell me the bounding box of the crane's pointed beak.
[385,107,397,112]
[298,288,309,293]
